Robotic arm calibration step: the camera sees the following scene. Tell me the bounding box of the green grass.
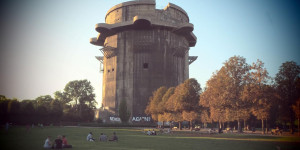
[1,126,299,150]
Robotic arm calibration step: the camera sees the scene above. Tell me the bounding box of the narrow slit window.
[108,69,110,73]
[143,63,148,69]
[112,68,114,72]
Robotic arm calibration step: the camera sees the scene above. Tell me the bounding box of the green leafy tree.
[21,101,36,123]
[50,99,63,122]
[63,79,97,120]
[36,95,53,108]
[119,99,131,123]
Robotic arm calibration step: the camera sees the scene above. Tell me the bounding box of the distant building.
[90,0,197,123]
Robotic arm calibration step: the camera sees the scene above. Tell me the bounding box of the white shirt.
[43,138,52,148]
[87,133,93,141]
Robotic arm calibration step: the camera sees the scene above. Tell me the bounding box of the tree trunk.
[238,119,242,133]
[290,109,294,134]
[179,122,182,130]
[222,122,225,130]
[244,119,246,131]
[162,121,165,129]
[266,119,268,133]
[261,119,265,134]
[227,121,230,128]
[190,120,193,131]
[298,118,300,136]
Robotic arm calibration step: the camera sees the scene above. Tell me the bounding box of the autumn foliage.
[146,56,300,133]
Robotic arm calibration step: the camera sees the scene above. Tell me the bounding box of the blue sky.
[0,0,299,107]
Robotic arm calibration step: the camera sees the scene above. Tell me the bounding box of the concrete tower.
[90,0,197,122]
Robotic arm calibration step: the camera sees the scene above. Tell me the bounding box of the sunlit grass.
[1,126,299,150]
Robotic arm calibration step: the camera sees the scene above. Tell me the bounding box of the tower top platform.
[90,0,196,47]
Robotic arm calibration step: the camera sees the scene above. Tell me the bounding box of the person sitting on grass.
[62,135,72,148]
[152,129,157,135]
[87,132,95,141]
[109,132,118,142]
[99,133,108,142]
[147,130,152,135]
[43,136,53,149]
[54,135,63,149]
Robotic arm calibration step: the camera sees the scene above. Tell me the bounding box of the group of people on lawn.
[44,131,118,149]
[44,135,72,149]
[87,131,118,142]
[147,129,157,135]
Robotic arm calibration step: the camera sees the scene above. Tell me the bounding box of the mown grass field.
[1,126,299,150]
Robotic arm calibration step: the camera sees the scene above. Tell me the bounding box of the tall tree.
[242,59,272,134]
[63,79,97,120]
[50,99,63,122]
[275,61,300,131]
[119,99,131,123]
[200,68,229,129]
[223,56,250,132]
[201,56,250,132]
[166,78,201,130]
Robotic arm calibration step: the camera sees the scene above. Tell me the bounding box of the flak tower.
[90,0,197,122]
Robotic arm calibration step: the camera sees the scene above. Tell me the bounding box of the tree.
[223,56,250,132]
[158,87,175,128]
[166,78,201,130]
[200,68,229,129]
[50,99,63,122]
[54,91,70,105]
[63,79,97,120]
[275,61,300,131]
[36,95,53,108]
[292,99,300,136]
[0,97,10,124]
[6,99,20,123]
[119,99,131,123]
[242,59,273,134]
[21,101,36,123]
[182,111,198,131]
[201,56,250,132]
[145,86,168,123]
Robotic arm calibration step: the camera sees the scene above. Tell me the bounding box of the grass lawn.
[1,126,299,150]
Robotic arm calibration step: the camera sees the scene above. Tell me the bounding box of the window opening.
[143,63,149,69]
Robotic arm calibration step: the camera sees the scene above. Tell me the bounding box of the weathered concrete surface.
[91,0,197,122]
